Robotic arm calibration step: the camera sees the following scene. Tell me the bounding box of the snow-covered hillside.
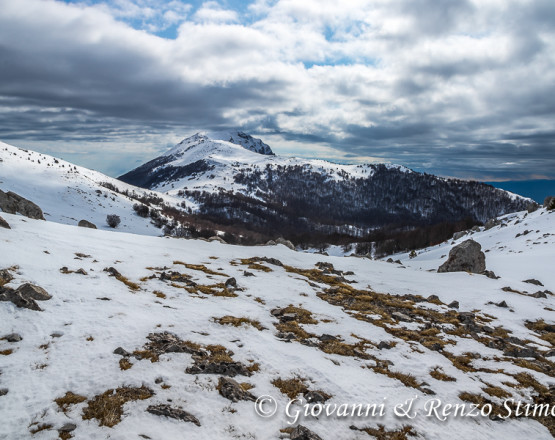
[0,142,191,235]
[1,208,553,439]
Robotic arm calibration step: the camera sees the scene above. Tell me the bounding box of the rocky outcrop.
[217,377,256,402]
[0,283,51,311]
[186,360,250,377]
[0,190,44,220]
[78,219,97,229]
[544,196,554,209]
[0,215,10,229]
[438,239,486,274]
[0,269,13,286]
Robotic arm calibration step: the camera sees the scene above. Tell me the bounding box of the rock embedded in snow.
[16,283,51,301]
[0,215,10,229]
[452,231,467,240]
[0,189,44,220]
[78,219,97,229]
[543,195,554,209]
[3,333,22,342]
[146,404,201,426]
[523,278,543,286]
[275,237,296,250]
[290,425,323,440]
[437,239,486,274]
[0,269,13,285]
[217,377,256,402]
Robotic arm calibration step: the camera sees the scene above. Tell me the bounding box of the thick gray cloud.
[0,0,554,179]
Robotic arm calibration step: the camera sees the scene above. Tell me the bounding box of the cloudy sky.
[1,0,554,179]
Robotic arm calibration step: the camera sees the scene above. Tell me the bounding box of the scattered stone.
[243,271,254,277]
[386,258,394,263]
[482,270,499,279]
[217,377,256,402]
[265,240,276,246]
[290,425,322,440]
[427,295,440,302]
[154,377,163,384]
[304,390,329,403]
[543,195,554,209]
[0,388,8,396]
[0,287,41,311]
[471,225,480,232]
[497,301,509,308]
[75,268,88,275]
[276,237,295,250]
[103,267,121,277]
[527,203,538,213]
[51,332,63,338]
[318,334,338,342]
[532,291,548,299]
[3,333,22,342]
[0,189,45,220]
[484,218,500,231]
[225,277,237,289]
[394,260,402,265]
[0,215,10,229]
[78,219,97,229]
[377,341,392,350]
[97,297,111,301]
[186,361,250,377]
[504,346,538,358]
[59,423,76,433]
[146,404,200,426]
[438,239,486,274]
[452,231,466,240]
[113,347,131,357]
[523,279,543,286]
[448,301,459,309]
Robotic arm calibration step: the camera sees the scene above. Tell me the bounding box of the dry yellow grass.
[0,349,13,356]
[429,367,456,382]
[215,316,265,331]
[153,290,166,299]
[119,358,133,370]
[173,261,228,276]
[55,392,87,413]
[272,377,308,399]
[82,386,153,427]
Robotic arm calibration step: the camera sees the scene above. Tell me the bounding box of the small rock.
[186,361,250,377]
[103,267,121,277]
[532,291,548,299]
[290,425,322,440]
[0,388,8,396]
[304,390,329,403]
[155,377,164,384]
[224,277,237,288]
[4,333,22,342]
[243,271,254,277]
[59,423,77,433]
[218,377,256,402]
[51,332,63,338]
[75,268,88,275]
[523,279,543,286]
[394,260,402,264]
[482,270,499,279]
[427,295,440,302]
[497,301,508,308]
[146,404,200,426]
[318,334,338,342]
[0,215,10,229]
[113,347,130,356]
[377,341,392,350]
[448,301,459,309]
[452,231,466,240]
[78,219,97,229]
[386,258,394,263]
[392,311,411,322]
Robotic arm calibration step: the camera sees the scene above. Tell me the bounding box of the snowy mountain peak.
[168,130,273,158]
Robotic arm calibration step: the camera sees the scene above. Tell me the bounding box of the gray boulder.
[0,215,10,229]
[0,190,44,220]
[484,218,500,231]
[78,219,97,229]
[438,239,486,274]
[16,283,52,300]
[526,203,539,213]
[208,236,227,244]
[276,237,295,250]
[543,196,554,209]
[452,231,466,240]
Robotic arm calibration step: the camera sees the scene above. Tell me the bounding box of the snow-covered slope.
[1,210,553,439]
[0,141,190,235]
